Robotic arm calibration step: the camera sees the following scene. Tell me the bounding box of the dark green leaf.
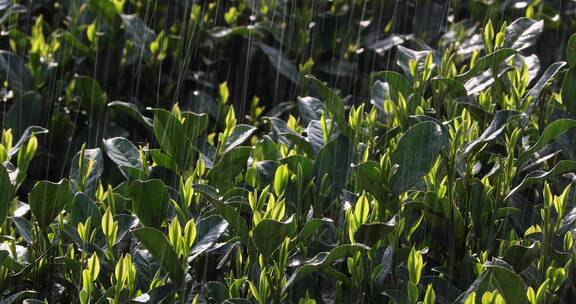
[567,34,576,67]
[108,101,153,129]
[456,48,516,82]
[396,46,432,77]
[382,290,410,304]
[192,184,250,245]
[259,44,300,84]
[252,216,296,260]
[121,14,155,64]
[0,165,12,226]
[129,179,169,228]
[297,96,324,125]
[454,271,492,304]
[390,121,448,194]
[70,148,103,196]
[503,244,539,273]
[12,217,32,244]
[0,250,25,272]
[518,118,576,164]
[281,155,313,182]
[455,99,494,124]
[370,80,387,118]
[313,135,354,199]
[205,281,230,302]
[151,108,194,170]
[504,18,543,51]
[0,50,31,93]
[192,138,216,169]
[69,76,107,117]
[88,0,121,30]
[0,291,38,304]
[133,227,184,285]
[223,125,257,154]
[254,135,280,161]
[461,110,522,157]
[354,222,395,247]
[307,119,337,153]
[104,137,143,179]
[103,137,141,168]
[365,35,407,55]
[372,71,414,101]
[67,192,101,231]
[562,67,576,114]
[212,146,252,191]
[255,160,278,186]
[114,214,138,245]
[305,75,352,137]
[210,26,264,39]
[284,244,370,290]
[189,218,229,261]
[148,149,177,172]
[29,179,74,230]
[506,160,576,200]
[9,126,48,158]
[354,161,385,198]
[486,265,529,304]
[431,77,468,97]
[5,91,43,138]
[524,62,566,113]
[130,284,175,303]
[291,218,333,247]
[182,111,209,139]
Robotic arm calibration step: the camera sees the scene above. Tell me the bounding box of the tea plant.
[1,0,576,303]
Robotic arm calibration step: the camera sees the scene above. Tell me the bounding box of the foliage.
[1,0,576,303]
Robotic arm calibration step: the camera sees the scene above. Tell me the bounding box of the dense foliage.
[1,0,576,303]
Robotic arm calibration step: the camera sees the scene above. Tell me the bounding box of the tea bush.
[1,1,576,303]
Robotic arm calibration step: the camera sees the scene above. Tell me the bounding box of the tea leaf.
[504,18,543,51]
[562,67,576,114]
[29,179,74,230]
[133,227,184,285]
[486,265,529,304]
[252,216,296,260]
[305,75,352,137]
[222,124,257,154]
[506,160,576,200]
[129,179,169,228]
[103,137,141,169]
[0,165,12,225]
[284,244,370,290]
[391,121,448,195]
[260,44,300,84]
